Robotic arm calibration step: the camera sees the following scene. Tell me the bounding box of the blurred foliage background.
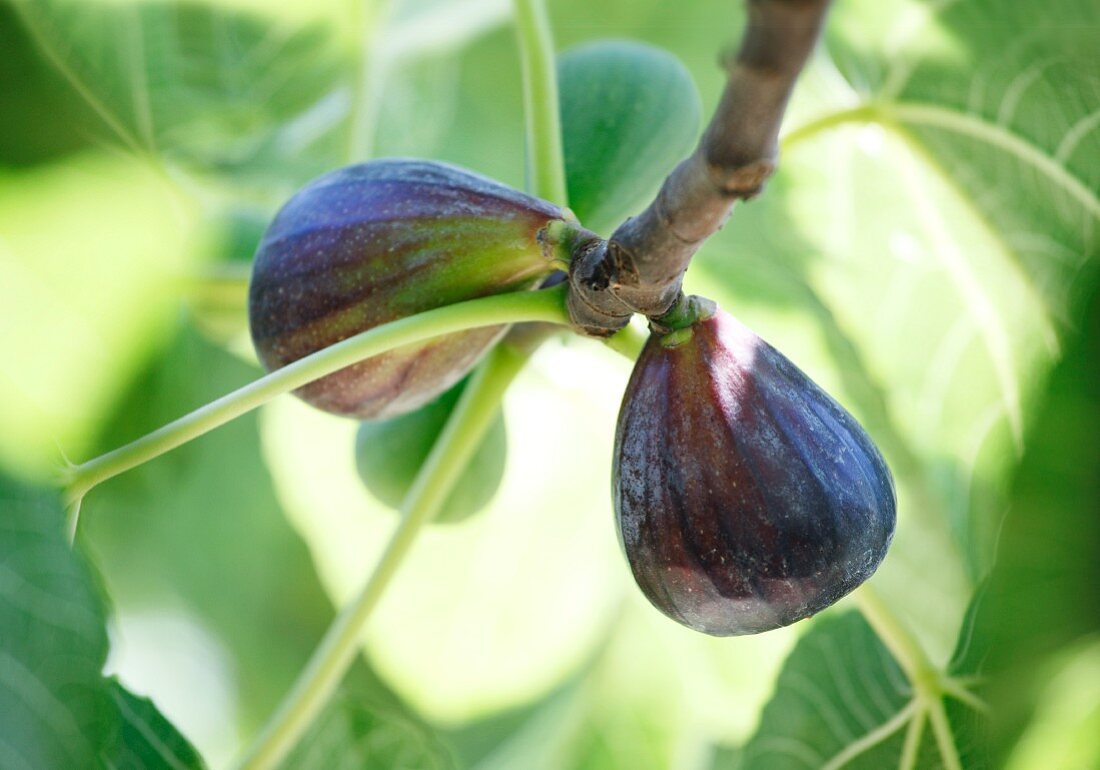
[1,0,1098,767]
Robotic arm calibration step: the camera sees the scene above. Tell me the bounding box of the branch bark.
[567,0,834,335]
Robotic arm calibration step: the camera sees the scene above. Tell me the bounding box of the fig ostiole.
[613,302,896,636]
[249,158,595,420]
[355,375,507,523]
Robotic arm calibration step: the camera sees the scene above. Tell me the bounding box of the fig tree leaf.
[80,325,341,735]
[101,679,207,770]
[12,0,346,191]
[0,1,103,165]
[355,376,508,524]
[0,475,112,770]
[12,0,511,196]
[0,473,214,767]
[687,0,1100,661]
[735,610,988,770]
[284,694,455,770]
[965,279,1100,764]
[370,0,511,160]
[558,41,701,234]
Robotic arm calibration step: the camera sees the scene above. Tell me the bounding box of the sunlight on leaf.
[1003,640,1100,770]
[0,153,198,477]
[261,340,631,724]
[14,0,347,194]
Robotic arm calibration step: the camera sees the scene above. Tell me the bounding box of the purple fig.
[249,158,591,419]
[613,305,896,636]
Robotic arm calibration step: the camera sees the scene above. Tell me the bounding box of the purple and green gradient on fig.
[248,158,578,419]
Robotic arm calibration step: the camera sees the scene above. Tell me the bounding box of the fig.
[249,158,591,419]
[613,304,896,636]
[355,375,507,523]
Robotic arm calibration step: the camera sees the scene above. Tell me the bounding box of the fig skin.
[249,158,583,419]
[613,309,896,636]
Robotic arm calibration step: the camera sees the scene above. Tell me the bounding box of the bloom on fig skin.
[249,158,590,419]
[613,306,896,636]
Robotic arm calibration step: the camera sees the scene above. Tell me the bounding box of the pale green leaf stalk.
[855,584,980,770]
[233,2,580,765]
[512,0,568,207]
[62,287,570,539]
[233,342,530,770]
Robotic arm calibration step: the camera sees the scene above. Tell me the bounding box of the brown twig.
[567,0,834,336]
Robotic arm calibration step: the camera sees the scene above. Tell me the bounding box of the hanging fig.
[249,158,592,419]
[613,300,896,636]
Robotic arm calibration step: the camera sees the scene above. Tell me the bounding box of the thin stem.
[63,286,569,528]
[854,584,939,694]
[898,706,926,770]
[603,322,649,361]
[856,585,971,769]
[927,697,964,770]
[941,678,991,713]
[233,342,530,770]
[819,699,917,770]
[780,103,878,150]
[511,0,568,207]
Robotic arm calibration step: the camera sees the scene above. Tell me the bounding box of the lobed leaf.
[686,0,1100,663]
[736,609,988,770]
[0,474,208,768]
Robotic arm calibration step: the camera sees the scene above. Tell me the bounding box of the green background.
[1,0,1097,767]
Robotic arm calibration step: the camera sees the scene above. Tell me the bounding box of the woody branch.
[567,0,834,335]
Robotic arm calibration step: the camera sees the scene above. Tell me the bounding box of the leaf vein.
[820,699,917,770]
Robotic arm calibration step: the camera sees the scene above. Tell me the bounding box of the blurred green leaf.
[102,679,207,770]
[80,324,339,739]
[0,1,104,165]
[824,0,1100,568]
[356,376,508,524]
[827,0,1099,327]
[967,276,1100,764]
[735,610,987,770]
[558,41,701,234]
[12,0,346,191]
[285,693,455,770]
[0,474,216,768]
[261,342,630,724]
[0,153,199,478]
[0,474,113,769]
[1001,639,1100,770]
